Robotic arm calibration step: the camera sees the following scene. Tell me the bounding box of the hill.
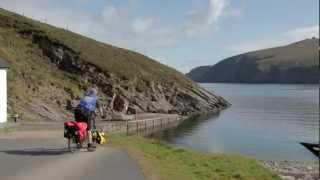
[0,8,228,122]
[186,38,319,83]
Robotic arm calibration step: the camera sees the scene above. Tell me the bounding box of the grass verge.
[109,135,280,180]
[0,126,15,134]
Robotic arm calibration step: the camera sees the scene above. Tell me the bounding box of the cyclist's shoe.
[76,143,83,149]
[87,143,96,152]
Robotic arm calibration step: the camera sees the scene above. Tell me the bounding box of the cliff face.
[0,9,228,122]
[186,66,212,82]
[187,39,319,83]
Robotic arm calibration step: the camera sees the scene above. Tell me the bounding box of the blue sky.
[0,0,318,73]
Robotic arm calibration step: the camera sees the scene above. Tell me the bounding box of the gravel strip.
[262,160,319,180]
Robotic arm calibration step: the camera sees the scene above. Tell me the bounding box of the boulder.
[112,95,129,113]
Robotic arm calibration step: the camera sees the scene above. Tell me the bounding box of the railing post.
[136,122,139,134]
[126,120,129,135]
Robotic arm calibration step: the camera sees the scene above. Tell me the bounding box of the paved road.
[0,131,145,180]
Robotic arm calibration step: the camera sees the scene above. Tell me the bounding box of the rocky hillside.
[0,8,228,122]
[187,38,319,83]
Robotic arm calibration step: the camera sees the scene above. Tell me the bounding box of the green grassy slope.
[0,8,190,86]
[0,8,228,122]
[110,135,280,180]
[187,38,319,83]
[251,38,318,70]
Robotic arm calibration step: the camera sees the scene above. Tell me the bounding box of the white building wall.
[0,69,7,123]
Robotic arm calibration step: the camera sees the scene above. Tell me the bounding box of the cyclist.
[74,88,104,151]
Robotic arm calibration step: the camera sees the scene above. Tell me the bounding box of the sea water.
[152,83,319,161]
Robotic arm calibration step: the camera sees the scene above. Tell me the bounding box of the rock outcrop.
[19,29,228,115]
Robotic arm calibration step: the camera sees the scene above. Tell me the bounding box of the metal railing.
[101,115,185,135]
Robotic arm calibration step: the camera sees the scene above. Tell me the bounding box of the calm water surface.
[152,83,319,161]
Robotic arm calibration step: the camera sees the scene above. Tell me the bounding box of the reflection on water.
[150,114,218,140]
[151,84,319,161]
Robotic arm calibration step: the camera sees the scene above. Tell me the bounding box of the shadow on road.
[1,148,71,156]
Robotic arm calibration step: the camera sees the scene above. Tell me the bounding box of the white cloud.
[223,0,246,18]
[284,25,319,41]
[184,0,228,37]
[227,25,319,54]
[132,17,156,34]
[208,0,227,23]
[101,6,118,22]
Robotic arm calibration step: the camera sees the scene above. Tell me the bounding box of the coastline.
[262,160,319,180]
[109,135,280,180]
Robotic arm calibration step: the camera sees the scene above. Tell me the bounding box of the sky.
[0,0,318,73]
